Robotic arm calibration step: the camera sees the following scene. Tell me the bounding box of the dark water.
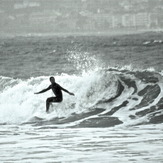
[0,32,162,78]
[0,32,163,162]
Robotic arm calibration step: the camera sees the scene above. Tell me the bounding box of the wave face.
[0,68,163,127]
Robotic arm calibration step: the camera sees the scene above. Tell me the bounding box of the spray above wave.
[0,67,163,127]
[67,50,101,73]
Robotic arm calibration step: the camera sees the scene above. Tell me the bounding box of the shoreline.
[0,29,163,38]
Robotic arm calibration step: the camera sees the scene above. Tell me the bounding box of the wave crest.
[0,68,163,127]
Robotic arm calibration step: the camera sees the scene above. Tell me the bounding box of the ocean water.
[0,32,163,162]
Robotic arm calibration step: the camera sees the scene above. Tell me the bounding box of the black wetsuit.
[47,83,63,103]
[35,79,74,113]
[46,83,65,112]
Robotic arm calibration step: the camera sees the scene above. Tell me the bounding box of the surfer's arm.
[61,87,74,96]
[34,85,51,94]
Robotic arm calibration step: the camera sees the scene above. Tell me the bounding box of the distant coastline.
[0,28,163,38]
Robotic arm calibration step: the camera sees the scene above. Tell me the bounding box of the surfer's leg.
[46,97,55,112]
[46,97,62,112]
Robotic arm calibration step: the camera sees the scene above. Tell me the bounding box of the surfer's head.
[50,76,55,83]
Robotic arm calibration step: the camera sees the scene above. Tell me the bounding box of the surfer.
[34,76,74,113]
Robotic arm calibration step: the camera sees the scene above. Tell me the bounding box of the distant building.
[29,15,55,25]
[112,15,123,28]
[134,13,150,28]
[150,13,159,28]
[14,1,40,9]
[92,13,113,30]
[122,14,135,27]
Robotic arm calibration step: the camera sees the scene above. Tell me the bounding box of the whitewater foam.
[0,67,163,127]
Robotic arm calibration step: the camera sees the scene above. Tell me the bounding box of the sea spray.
[0,67,163,127]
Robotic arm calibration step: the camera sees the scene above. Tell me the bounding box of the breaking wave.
[0,67,163,128]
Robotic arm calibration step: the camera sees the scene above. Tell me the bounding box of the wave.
[0,67,163,127]
[143,39,163,45]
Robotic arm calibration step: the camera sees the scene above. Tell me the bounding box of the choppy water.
[0,32,163,162]
[0,125,163,163]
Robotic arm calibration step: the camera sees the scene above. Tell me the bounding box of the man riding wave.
[35,77,74,113]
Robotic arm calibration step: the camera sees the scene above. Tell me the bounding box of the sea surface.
[0,32,163,162]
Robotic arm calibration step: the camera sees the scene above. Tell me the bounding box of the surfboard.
[33,112,46,120]
[33,115,44,120]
